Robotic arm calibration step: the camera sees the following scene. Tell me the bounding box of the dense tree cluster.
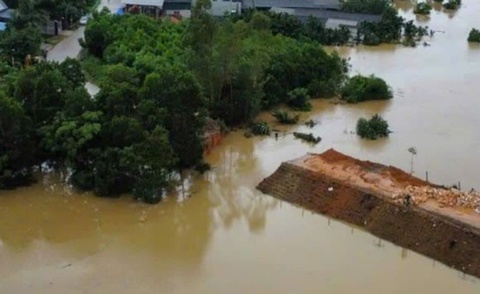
[341,74,392,103]
[0,55,198,203]
[232,10,352,46]
[232,1,429,47]
[356,114,390,140]
[83,5,348,127]
[0,0,96,62]
[468,28,480,43]
[1,1,352,202]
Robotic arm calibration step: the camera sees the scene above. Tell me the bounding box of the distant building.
[121,0,165,17]
[242,0,341,11]
[208,0,241,17]
[0,0,12,31]
[269,7,381,36]
[164,0,192,18]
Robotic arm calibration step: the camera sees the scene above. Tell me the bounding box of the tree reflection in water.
[205,133,280,233]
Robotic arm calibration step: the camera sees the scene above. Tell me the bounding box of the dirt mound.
[394,186,480,210]
[258,149,480,279]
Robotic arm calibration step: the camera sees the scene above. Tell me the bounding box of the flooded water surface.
[1,1,480,293]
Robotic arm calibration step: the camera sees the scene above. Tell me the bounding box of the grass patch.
[81,54,105,84]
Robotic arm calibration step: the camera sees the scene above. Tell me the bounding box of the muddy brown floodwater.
[1,1,480,293]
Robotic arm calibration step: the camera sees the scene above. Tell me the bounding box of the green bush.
[356,114,391,140]
[341,75,393,103]
[414,2,432,15]
[272,110,300,125]
[250,120,271,136]
[287,88,312,111]
[80,55,105,83]
[304,119,316,128]
[468,28,480,43]
[443,0,461,9]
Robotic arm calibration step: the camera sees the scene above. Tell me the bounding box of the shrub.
[272,110,300,124]
[414,2,432,15]
[443,0,461,9]
[250,120,271,136]
[304,119,316,128]
[356,114,391,140]
[468,28,480,43]
[287,88,312,111]
[341,74,393,103]
[293,132,321,144]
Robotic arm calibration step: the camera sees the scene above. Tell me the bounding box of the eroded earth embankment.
[257,149,480,278]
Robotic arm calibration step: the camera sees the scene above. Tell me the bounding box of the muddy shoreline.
[257,149,480,279]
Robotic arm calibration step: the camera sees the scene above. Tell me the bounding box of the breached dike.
[257,149,480,278]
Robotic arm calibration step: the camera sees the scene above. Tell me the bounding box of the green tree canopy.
[341,74,393,103]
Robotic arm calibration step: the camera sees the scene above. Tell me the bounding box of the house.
[209,0,241,17]
[0,0,12,31]
[242,0,341,11]
[121,0,165,17]
[163,0,192,18]
[269,7,381,36]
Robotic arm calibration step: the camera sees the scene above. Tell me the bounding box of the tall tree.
[0,91,36,188]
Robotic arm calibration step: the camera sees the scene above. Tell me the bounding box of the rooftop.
[0,9,11,21]
[270,7,381,24]
[121,0,165,7]
[0,0,7,11]
[242,0,340,10]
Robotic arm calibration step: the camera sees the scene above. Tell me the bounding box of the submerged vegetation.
[468,28,480,43]
[341,75,393,103]
[443,0,461,10]
[0,0,408,203]
[287,88,312,111]
[234,0,429,47]
[356,114,391,140]
[414,2,432,15]
[0,0,354,201]
[249,121,271,136]
[293,132,322,144]
[272,110,300,125]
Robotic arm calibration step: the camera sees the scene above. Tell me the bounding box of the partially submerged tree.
[356,114,391,139]
[341,74,393,103]
[468,28,480,43]
[414,2,432,15]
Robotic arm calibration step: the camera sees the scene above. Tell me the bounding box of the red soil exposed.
[257,149,480,279]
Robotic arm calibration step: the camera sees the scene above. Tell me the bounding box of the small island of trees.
[468,28,480,43]
[356,114,391,140]
[341,75,393,103]
[414,2,433,15]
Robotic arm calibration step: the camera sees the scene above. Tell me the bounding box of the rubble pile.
[393,186,480,210]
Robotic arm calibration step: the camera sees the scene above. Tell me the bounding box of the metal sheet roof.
[0,0,7,11]
[271,7,382,23]
[121,0,165,7]
[325,18,358,29]
[243,0,340,9]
